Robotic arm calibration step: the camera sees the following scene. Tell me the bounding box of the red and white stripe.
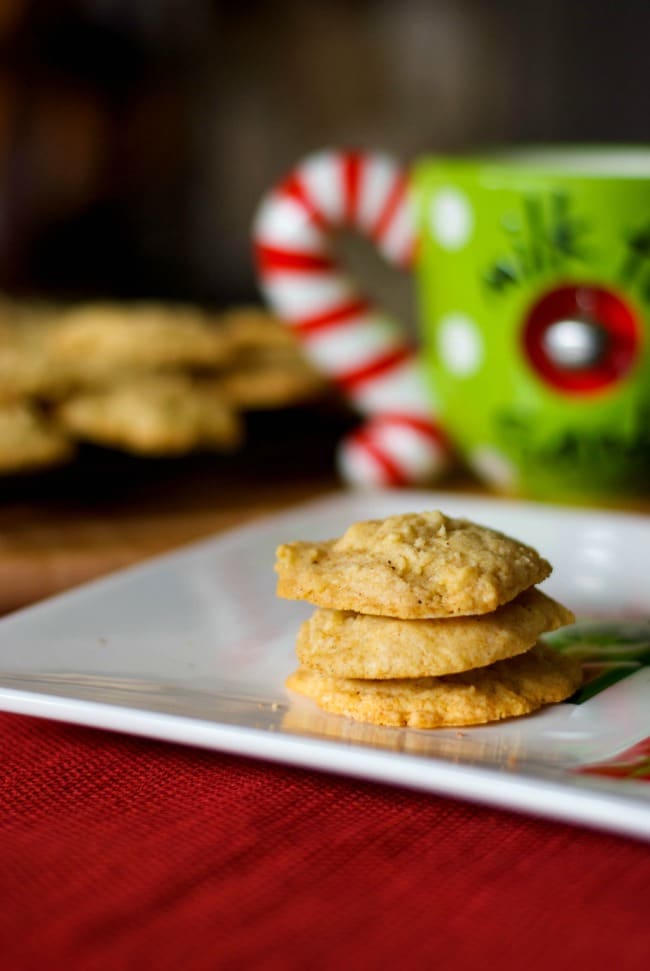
[252,149,452,487]
[338,414,451,488]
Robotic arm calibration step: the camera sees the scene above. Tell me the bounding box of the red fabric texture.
[1,712,649,971]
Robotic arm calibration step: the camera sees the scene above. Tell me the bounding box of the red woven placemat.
[0,712,648,970]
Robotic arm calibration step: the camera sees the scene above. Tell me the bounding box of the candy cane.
[252,149,453,487]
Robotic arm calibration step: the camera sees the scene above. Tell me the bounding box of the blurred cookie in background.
[48,302,232,382]
[56,373,242,457]
[0,300,71,401]
[0,400,75,472]
[0,299,334,474]
[217,307,327,409]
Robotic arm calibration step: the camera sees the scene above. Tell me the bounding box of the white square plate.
[0,490,648,840]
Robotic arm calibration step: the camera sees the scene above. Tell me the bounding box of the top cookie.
[275,510,552,618]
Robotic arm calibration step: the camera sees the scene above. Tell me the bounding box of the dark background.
[0,0,648,305]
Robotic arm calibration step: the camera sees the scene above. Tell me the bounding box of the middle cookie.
[296,588,575,679]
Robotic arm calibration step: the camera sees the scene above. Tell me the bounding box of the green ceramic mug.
[255,147,650,501]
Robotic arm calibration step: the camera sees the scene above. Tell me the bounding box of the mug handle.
[252,148,452,486]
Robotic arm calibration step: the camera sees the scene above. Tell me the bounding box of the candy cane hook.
[252,149,453,487]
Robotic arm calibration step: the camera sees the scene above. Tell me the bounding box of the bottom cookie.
[285,644,582,729]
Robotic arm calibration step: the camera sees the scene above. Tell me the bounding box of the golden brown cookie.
[296,588,575,679]
[219,306,300,351]
[216,360,325,408]
[0,401,75,472]
[0,304,71,401]
[276,511,552,619]
[49,302,231,379]
[217,307,326,408]
[56,374,242,455]
[286,644,582,728]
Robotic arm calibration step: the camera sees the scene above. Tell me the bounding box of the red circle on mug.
[522,283,641,393]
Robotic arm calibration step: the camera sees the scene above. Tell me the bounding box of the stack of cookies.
[276,511,581,728]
